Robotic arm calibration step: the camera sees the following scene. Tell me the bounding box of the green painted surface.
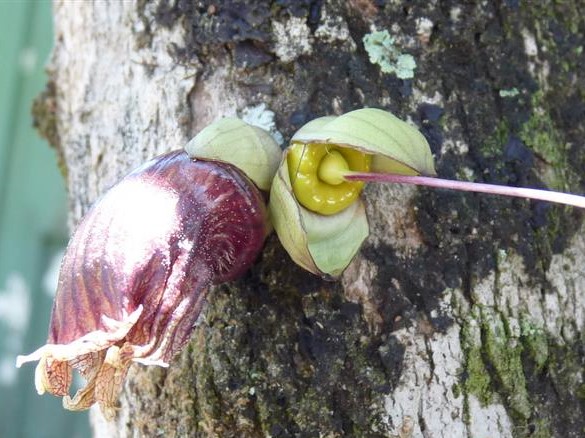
[0,2,90,437]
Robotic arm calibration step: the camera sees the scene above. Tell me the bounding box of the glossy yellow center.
[287,143,371,215]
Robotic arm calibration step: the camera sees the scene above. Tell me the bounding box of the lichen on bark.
[36,1,585,437]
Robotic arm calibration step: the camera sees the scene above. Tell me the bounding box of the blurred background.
[0,1,90,436]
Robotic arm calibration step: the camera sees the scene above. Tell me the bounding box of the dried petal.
[17,150,268,418]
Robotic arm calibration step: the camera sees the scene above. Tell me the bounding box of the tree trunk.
[37,1,584,437]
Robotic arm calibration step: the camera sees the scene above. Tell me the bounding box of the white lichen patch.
[522,28,539,57]
[519,27,550,87]
[315,7,356,51]
[363,30,417,79]
[241,103,284,145]
[341,258,382,333]
[365,183,423,253]
[467,396,513,438]
[415,17,434,44]
[499,88,520,98]
[544,230,585,340]
[442,138,470,156]
[450,6,462,23]
[409,90,444,114]
[272,17,313,63]
[384,322,467,438]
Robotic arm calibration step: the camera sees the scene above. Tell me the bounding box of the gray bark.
[37,1,585,437]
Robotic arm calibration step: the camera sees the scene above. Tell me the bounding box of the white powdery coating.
[272,17,313,63]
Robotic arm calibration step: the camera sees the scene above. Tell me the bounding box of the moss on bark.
[39,0,585,436]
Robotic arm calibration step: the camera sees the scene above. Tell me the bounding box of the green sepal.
[291,108,436,176]
[269,156,369,278]
[185,118,281,191]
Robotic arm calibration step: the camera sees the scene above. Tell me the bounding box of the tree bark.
[37,1,584,437]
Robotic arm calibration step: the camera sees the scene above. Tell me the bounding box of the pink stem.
[345,173,585,209]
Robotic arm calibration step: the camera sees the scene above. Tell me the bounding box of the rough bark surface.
[36,1,585,437]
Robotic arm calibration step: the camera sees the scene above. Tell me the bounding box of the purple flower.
[17,150,269,419]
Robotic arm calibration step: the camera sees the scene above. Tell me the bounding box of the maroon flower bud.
[17,150,269,419]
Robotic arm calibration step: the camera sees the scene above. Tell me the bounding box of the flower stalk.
[344,172,585,209]
[270,107,584,278]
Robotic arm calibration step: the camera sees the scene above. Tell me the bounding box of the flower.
[269,107,585,278]
[17,118,280,419]
[269,108,435,277]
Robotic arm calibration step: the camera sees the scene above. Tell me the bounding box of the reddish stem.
[345,172,585,209]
